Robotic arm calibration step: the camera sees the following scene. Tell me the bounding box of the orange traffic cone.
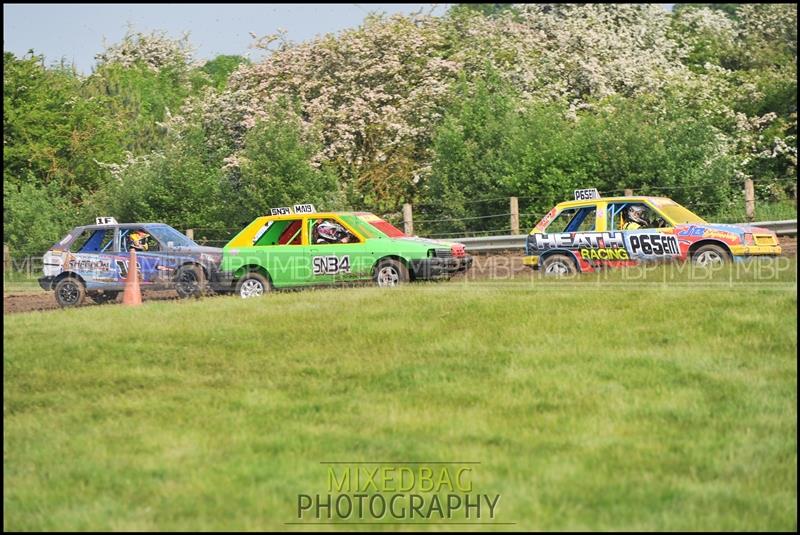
[122,248,142,306]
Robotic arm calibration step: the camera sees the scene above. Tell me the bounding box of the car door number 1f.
[313,255,351,275]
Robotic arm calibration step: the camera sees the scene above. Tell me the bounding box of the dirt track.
[5,238,796,315]
[3,290,182,315]
[780,236,797,256]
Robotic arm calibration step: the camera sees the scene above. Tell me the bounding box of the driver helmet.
[316,220,346,243]
[129,231,150,251]
[625,205,649,226]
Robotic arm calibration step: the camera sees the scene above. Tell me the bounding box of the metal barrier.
[439,220,798,253]
[752,220,797,236]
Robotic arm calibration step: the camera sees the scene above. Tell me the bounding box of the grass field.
[4,263,797,531]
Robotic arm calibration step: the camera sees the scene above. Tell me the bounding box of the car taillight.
[744,233,754,245]
[451,244,466,257]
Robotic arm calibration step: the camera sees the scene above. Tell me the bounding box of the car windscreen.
[354,213,405,238]
[147,225,198,248]
[657,203,707,225]
[339,215,381,239]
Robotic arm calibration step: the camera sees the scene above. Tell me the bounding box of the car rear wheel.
[692,244,729,267]
[54,277,86,308]
[175,265,206,299]
[235,272,271,298]
[374,259,409,287]
[88,291,119,304]
[541,254,578,276]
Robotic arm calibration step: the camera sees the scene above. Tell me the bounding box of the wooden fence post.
[624,188,633,196]
[186,229,194,240]
[510,197,520,235]
[744,179,755,222]
[403,204,414,236]
[3,244,10,273]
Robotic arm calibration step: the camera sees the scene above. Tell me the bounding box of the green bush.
[3,52,125,196]
[228,110,341,224]
[90,127,226,234]
[420,84,738,235]
[3,180,80,258]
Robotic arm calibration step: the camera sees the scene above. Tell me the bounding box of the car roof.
[72,223,172,231]
[251,211,373,222]
[555,196,675,209]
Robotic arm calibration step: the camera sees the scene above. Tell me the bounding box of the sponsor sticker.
[68,254,113,273]
[574,188,600,200]
[678,226,738,242]
[313,255,351,275]
[270,204,316,216]
[293,203,316,214]
[531,232,626,251]
[626,233,680,256]
[579,248,630,261]
[535,208,558,231]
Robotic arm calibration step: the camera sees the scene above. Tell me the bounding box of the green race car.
[221,207,473,297]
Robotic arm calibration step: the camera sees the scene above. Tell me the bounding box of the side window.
[544,206,596,233]
[574,207,596,232]
[70,229,115,253]
[68,230,93,252]
[120,228,160,252]
[609,203,670,231]
[309,217,359,245]
[253,219,303,246]
[544,208,577,233]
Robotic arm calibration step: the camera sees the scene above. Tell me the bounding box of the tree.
[674,4,742,19]
[228,108,341,224]
[3,52,124,197]
[449,4,516,17]
[200,55,249,90]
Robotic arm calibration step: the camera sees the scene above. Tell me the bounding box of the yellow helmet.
[129,231,149,251]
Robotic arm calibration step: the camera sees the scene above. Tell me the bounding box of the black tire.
[175,264,206,299]
[54,277,86,308]
[88,291,119,304]
[541,254,578,277]
[691,244,729,267]
[235,272,271,299]
[373,258,410,287]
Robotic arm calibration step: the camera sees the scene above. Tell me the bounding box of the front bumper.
[729,244,782,256]
[522,255,539,269]
[410,255,473,279]
[38,276,56,291]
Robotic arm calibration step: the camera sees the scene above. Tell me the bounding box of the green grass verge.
[4,264,797,530]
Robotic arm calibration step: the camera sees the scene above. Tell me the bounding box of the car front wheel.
[175,265,206,299]
[692,244,729,267]
[54,277,86,308]
[541,254,578,277]
[374,259,410,287]
[235,272,271,298]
